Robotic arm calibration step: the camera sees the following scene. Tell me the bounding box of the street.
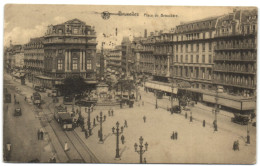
[3,74,256,164]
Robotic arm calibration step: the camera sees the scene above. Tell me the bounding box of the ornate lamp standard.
[96,111,106,143]
[171,82,174,111]
[85,105,94,134]
[112,121,124,160]
[246,115,252,144]
[134,136,148,163]
[155,90,158,109]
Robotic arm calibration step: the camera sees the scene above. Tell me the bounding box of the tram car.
[63,95,74,105]
[4,88,11,103]
[54,105,73,130]
[32,92,41,106]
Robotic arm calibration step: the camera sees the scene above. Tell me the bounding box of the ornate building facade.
[36,18,97,88]
[24,37,44,82]
[213,9,257,97]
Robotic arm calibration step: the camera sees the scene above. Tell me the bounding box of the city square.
[3,5,257,164]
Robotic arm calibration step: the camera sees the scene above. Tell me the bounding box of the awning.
[144,81,178,94]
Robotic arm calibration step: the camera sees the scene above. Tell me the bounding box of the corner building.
[39,19,97,88]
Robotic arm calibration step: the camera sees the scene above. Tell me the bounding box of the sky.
[3,5,251,49]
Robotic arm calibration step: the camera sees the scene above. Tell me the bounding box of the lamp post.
[155,90,158,109]
[112,121,124,160]
[214,87,219,131]
[246,115,251,144]
[134,136,148,164]
[171,82,173,110]
[96,111,106,143]
[85,105,94,131]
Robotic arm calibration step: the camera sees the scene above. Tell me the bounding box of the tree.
[61,76,88,97]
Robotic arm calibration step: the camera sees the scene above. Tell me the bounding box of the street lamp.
[155,90,158,109]
[246,115,252,144]
[85,105,94,133]
[171,82,174,111]
[134,136,148,163]
[96,111,106,143]
[112,121,124,160]
[214,87,219,131]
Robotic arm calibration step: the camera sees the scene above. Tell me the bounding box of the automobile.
[231,113,249,125]
[14,108,22,116]
[169,105,181,114]
[39,87,46,92]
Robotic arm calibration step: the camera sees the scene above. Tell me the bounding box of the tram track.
[43,99,100,163]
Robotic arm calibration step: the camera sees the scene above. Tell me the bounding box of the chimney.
[144,29,147,38]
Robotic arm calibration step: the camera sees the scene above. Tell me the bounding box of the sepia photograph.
[2,4,257,164]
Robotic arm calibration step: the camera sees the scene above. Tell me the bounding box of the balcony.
[43,38,87,44]
[214,68,256,75]
[214,31,256,38]
[213,80,255,89]
[214,43,256,50]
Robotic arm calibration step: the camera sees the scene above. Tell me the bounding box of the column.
[83,50,86,71]
[68,50,71,71]
[79,50,82,72]
[167,54,170,77]
[65,50,67,72]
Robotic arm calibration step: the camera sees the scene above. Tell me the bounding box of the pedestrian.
[142,101,144,106]
[37,129,40,140]
[190,113,193,122]
[24,96,27,101]
[104,115,106,121]
[108,110,111,116]
[64,141,69,151]
[89,129,92,136]
[85,130,89,138]
[40,129,44,140]
[172,131,175,140]
[185,112,187,119]
[143,116,146,123]
[203,120,206,127]
[140,95,142,100]
[121,135,125,144]
[175,132,178,140]
[233,141,237,151]
[93,118,96,126]
[111,110,114,116]
[124,120,128,128]
[144,157,147,164]
[236,140,239,151]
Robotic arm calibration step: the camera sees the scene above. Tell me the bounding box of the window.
[209,42,212,51]
[181,45,183,52]
[190,55,193,63]
[203,33,205,39]
[186,44,188,52]
[73,28,79,34]
[58,29,63,34]
[181,55,183,62]
[57,59,63,70]
[202,43,205,52]
[209,54,212,63]
[72,58,78,70]
[202,55,205,63]
[185,55,188,62]
[176,45,178,52]
[196,55,199,63]
[209,31,212,38]
[176,55,178,62]
[191,44,193,52]
[196,44,199,52]
[87,60,92,70]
